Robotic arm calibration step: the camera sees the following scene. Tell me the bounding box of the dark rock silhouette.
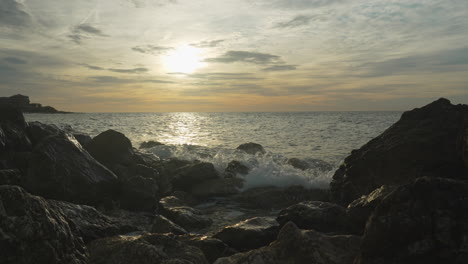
[236,142,266,155]
[330,98,468,205]
[0,94,66,113]
[224,160,250,178]
[177,234,238,263]
[159,196,213,231]
[0,185,88,264]
[214,217,279,252]
[356,177,468,263]
[151,214,188,235]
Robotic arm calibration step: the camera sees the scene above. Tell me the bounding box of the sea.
[25,112,401,190]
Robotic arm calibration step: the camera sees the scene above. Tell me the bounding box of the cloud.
[190,39,225,48]
[128,0,177,8]
[0,0,32,27]
[275,15,314,28]
[262,65,297,71]
[205,51,281,65]
[89,76,173,84]
[3,57,27,64]
[80,64,149,74]
[68,23,108,44]
[358,47,468,77]
[267,0,345,9]
[132,45,173,55]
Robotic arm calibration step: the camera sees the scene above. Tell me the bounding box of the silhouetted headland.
[0,94,69,113]
[0,98,467,263]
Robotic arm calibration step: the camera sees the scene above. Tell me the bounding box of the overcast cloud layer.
[0,0,467,112]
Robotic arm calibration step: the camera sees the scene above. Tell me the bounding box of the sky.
[0,0,467,112]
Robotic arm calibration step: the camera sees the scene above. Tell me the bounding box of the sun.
[163,45,205,73]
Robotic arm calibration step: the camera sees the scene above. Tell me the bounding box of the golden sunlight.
[163,45,204,73]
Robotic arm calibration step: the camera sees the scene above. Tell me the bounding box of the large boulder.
[86,129,135,168]
[356,177,468,264]
[346,185,395,235]
[234,185,329,210]
[236,142,265,155]
[0,106,26,128]
[0,169,21,185]
[214,221,361,264]
[25,132,118,205]
[223,160,250,178]
[0,106,31,152]
[0,185,88,264]
[214,217,280,252]
[48,200,138,243]
[277,201,347,233]
[171,162,219,191]
[26,121,60,146]
[330,98,468,205]
[159,196,213,231]
[87,233,209,264]
[151,214,188,235]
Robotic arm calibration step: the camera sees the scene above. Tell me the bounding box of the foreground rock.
[0,106,31,152]
[25,132,118,205]
[159,196,213,231]
[87,233,208,264]
[171,162,219,191]
[331,98,468,205]
[0,185,88,264]
[190,177,244,198]
[177,234,238,263]
[223,160,250,178]
[151,215,188,235]
[214,217,279,252]
[236,142,265,155]
[346,185,395,235]
[277,201,347,233]
[234,185,328,210]
[86,129,135,168]
[215,222,361,264]
[49,200,138,243]
[356,177,468,263]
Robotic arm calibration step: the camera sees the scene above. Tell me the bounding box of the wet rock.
[0,126,5,151]
[277,201,347,233]
[214,217,280,252]
[26,121,60,146]
[177,234,238,263]
[73,133,92,148]
[190,177,244,198]
[0,106,26,128]
[0,169,21,185]
[159,196,213,231]
[0,185,88,264]
[151,215,188,235]
[104,209,155,232]
[356,177,468,264]
[287,157,333,171]
[139,140,164,149]
[120,173,159,212]
[87,233,208,264]
[86,129,135,167]
[172,162,219,191]
[236,142,265,155]
[214,221,361,264]
[223,160,249,178]
[234,185,329,210]
[346,185,395,235]
[49,200,138,243]
[330,98,468,205]
[25,132,118,205]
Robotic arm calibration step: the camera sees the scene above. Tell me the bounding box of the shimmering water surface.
[25,112,401,189]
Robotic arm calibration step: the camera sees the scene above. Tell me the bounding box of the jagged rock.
[139,140,164,149]
[86,129,135,167]
[356,177,468,264]
[48,200,138,243]
[25,132,118,205]
[0,169,21,185]
[0,106,26,128]
[277,201,347,233]
[346,185,395,235]
[87,233,209,264]
[287,158,333,171]
[330,98,468,205]
[0,106,31,152]
[172,162,219,191]
[0,185,88,264]
[236,142,265,155]
[26,121,60,146]
[190,177,244,198]
[151,215,188,235]
[214,222,361,264]
[224,160,249,178]
[214,217,280,252]
[177,234,238,263]
[234,185,329,210]
[159,196,212,231]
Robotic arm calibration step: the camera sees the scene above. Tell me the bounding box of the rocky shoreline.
[1,98,468,264]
